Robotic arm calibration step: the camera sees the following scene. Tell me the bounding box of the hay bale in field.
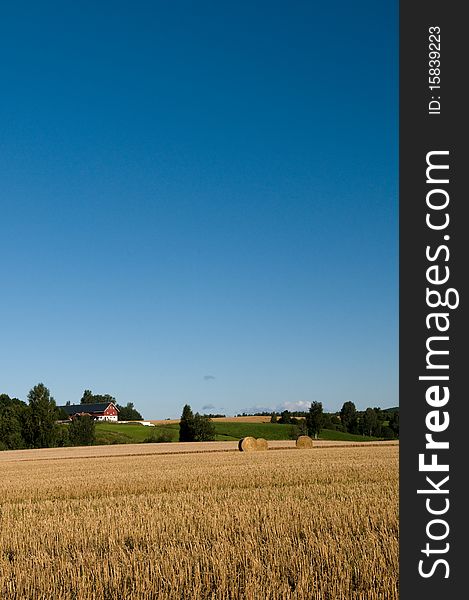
[238,436,258,452]
[256,438,268,451]
[296,435,314,449]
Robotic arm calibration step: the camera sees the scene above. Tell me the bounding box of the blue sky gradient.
[1,1,397,418]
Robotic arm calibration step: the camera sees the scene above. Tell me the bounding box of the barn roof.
[57,402,119,415]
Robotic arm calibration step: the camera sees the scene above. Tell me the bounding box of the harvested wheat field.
[0,445,398,600]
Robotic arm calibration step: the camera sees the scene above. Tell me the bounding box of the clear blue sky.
[1,1,397,419]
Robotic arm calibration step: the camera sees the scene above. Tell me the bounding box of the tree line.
[0,384,145,450]
[270,401,399,439]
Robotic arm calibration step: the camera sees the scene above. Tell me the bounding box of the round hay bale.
[296,435,314,449]
[256,438,268,451]
[238,436,257,452]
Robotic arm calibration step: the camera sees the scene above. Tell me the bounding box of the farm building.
[57,402,119,422]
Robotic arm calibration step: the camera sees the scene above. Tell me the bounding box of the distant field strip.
[0,439,398,463]
[149,415,273,424]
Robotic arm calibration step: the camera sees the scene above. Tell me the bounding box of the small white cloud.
[277,400,311,412]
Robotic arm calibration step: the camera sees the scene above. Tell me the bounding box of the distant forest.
[239,403,399,439]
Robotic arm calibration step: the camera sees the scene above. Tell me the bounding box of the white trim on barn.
[95,414,118,422]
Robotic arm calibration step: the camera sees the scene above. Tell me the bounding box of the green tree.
[0,395,29,450]
[80,390,116,405]
[24,383,59,448]
[80,389,94,404]
[192,413,216,441]
[340,401,358,434]
[289,418,308,439]
[270,412,277,423]
[305,402,324,439]
[69,415,96,446]
[56,425,70,447]
[0,394,27,414]
[278,410,292,424]
[0,405,26,450]
[362,407,378,437]
[179,404,195,442]
[117,402,143,421]
[178,405,215,442]
[382,426,396,439]
[1,394,19,411]
[93,394,116,404]
[389,411,399,438]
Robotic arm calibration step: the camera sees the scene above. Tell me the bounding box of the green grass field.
[93,422,190,445]
[314,429,379,442]
[212,422,381,442]
[94,421,382,445]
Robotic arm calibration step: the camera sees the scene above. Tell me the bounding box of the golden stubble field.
[0,444,398,600]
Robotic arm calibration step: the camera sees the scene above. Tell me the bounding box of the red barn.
[58,402,119,422]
